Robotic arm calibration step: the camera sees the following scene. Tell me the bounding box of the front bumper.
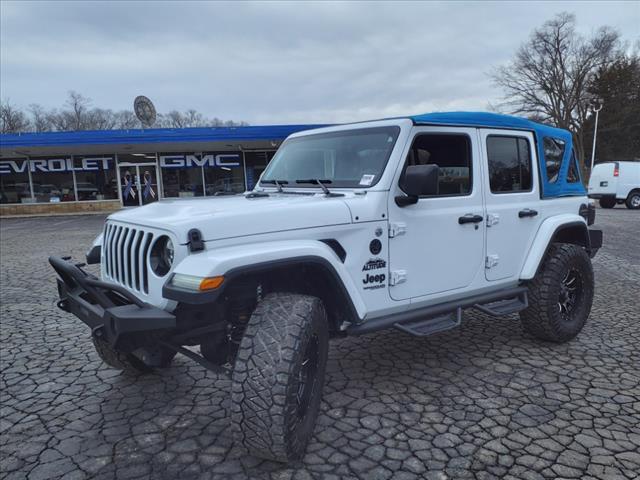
[49,256,175,351]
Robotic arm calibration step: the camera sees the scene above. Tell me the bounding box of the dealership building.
[0,124,324,215]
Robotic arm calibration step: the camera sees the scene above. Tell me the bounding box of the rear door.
[618,162,640,199]
[480,129,541,281]
[387,126,485,300]
[588,163,617,197]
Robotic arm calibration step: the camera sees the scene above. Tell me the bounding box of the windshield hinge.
[388,223,407,238]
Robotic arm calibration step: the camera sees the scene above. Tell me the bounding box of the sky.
[1,1,639,125]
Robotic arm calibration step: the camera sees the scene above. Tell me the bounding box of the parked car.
[0,182,31,203]
[588,161,640,209]
[50,112,602,463]
[75,182,100,200]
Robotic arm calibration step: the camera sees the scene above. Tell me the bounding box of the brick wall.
[0,200,121,217]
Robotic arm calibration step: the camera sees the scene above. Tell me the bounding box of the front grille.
[103,223,155,294]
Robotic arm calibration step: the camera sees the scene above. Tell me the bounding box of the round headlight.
[150,236,174,276]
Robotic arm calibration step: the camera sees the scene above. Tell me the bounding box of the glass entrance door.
[118,163,159,207]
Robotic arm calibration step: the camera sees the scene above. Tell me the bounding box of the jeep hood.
[107,194,353,243]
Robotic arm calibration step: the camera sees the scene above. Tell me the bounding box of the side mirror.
[395,164,439,206]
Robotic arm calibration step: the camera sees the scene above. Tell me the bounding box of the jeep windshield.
[260,126,400,189]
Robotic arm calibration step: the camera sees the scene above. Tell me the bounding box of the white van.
[588,161,640,209]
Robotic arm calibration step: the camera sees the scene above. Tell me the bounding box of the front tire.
[625,190,640,210]
[92,337,176,374]
[520,243,594,343]
[92,336,152,375]
[231,293,329,462]
[599,197,616,208]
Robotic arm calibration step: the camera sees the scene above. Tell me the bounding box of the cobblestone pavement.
[1,209,639,480]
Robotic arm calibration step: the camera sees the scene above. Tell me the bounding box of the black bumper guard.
[49,256,176,350]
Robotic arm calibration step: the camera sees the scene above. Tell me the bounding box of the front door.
[118,163,159,207]
[388,127,486,300]
[480,129,541,281]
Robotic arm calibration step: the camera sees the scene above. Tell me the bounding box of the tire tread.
[520,243,594,343]
[231,292,327,462]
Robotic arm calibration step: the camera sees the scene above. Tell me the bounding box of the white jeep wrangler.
[51,112,602,462]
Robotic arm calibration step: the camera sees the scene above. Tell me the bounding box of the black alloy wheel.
[558,268,583,321]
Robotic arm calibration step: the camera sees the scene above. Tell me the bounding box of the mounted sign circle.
[134,95,157,127]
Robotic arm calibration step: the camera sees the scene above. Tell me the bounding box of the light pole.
[590,102,603,172]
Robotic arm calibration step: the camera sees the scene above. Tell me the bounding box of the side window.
[486,136,532,193]
[543,137,566,183]
[566,149,581,183]
[401,134,472,196]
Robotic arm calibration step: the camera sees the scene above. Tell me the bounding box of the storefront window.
[74,156,118,201]
[29,156,76,203]
[159,153,204,198]
[159,152,245,197]
[204,152,245,195]
[244,151,275,190]
[0,158,32,204]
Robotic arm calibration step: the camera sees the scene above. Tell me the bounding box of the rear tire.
[625,190,640,210]
[231,293,329,462]
[599,197,616,208]
[520,243,594,343]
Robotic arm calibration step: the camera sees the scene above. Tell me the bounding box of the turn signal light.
[199,276,224,291]
[171,273,225,291]
[614,162,619,177]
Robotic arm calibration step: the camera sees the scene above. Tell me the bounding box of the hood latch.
[187,229,205,252]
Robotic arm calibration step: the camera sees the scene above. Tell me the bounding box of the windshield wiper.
[261,179,289,192]
[295,179,343,197]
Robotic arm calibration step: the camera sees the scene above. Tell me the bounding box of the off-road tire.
[625,190,640,210]
[599,197,616,208]
[92,336,153,374]
[520,243,594,343]
[138,344,177,368]
[231,293,329,462]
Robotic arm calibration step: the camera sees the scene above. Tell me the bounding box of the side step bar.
[348,286,528,337]
[474,291,528,316]
[394,308,462,337]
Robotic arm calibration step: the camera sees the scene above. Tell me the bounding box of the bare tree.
[114,110,141,129]
[162,110,188,128]
[0,92,248,133]
[65,91,92,130]
[88,108,117,130]
[1,99,31,133]
[492,12,620,171]
[28,104,52,132]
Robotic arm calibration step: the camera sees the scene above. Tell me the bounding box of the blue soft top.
[408,112,584,198]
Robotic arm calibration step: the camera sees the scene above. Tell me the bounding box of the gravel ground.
[1,208,639,480]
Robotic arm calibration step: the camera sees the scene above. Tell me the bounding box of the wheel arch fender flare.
[520,215,590,280]
[166,239,366,320]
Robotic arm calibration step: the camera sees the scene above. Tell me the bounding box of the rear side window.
[486,136,532,193]
[567,149,581,183]
[543,137,566,183]
[402,133,472,196]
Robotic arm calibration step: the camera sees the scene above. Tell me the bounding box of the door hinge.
[485,254,499,269]
[389,270,407,286]
[388,222,407,238]
[487,213,500,227]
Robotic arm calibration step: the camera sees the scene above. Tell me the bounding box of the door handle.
[458,214,484,224]
[518,209,538,218]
